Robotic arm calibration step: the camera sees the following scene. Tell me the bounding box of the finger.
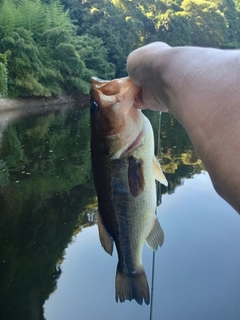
[127,50,143,86]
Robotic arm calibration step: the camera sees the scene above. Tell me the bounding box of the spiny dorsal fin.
[97,210,114,255]
[146,218,164,251]
[115,263,150,305]
[152,156,168,186]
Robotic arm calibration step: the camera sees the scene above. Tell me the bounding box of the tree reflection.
[0,107,95,320]
[0,107,204,319]
[145,111,204,194]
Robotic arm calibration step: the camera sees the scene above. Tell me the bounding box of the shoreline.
[0,95,89,112]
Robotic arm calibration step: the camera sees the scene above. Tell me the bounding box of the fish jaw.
[91,76,141,111]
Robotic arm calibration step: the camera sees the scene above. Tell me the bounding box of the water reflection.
[0,105,95,320]
[146,111,204,194]
[0,106,239,320]
[44,173,240,320]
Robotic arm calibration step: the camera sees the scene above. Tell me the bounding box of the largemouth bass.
[90,76,168,305]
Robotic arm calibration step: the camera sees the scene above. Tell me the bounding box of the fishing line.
[150,111,163,320]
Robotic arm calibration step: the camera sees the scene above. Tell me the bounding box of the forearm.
[127,42,240,213]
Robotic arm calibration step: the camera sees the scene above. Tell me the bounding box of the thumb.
[127,48,144,86]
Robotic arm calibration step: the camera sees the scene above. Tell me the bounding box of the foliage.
[0,110,96,319]
[152,10,191,46]
[64,0,240,76]
[1,27,48,97]
[0,106,205,318]
[0,54,8,96]
[0,0,113,97]
[146,111,204,195]
[77,35,116,79]
[77,0,141,77]
[181,0,229,47]
[0,107,97,319]
[0,0,240,98]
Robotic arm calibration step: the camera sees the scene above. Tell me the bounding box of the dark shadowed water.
[0,104,239,320]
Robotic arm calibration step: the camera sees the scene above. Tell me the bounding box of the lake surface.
[0,104,239,320]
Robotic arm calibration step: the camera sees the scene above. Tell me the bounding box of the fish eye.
[91,101,99,114]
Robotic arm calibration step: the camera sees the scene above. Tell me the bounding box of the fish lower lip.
[126,130,143,153]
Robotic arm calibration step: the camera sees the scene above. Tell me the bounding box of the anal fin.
[146,218,164,251]
[97,210,114,255]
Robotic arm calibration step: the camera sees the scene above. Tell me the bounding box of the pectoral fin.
[128,156,144,197]
[153,156,168,186]
[146,218,164,251]
[97,210,114,255]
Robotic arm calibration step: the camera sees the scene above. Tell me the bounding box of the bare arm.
[127,42,240,214]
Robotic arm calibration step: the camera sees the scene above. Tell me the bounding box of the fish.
[90,76,168,305]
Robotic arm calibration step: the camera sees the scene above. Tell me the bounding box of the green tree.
[78,0,141,77]
[152,10,191,45]
[216,0,239,47]
[61,0,85,28]
[1,27,48,97]
[182,0,229,47]
[1,0,240,98]
[0,0,92,97]
[0,54,8,96]
[77,35,116,80]
[0,108,95,319]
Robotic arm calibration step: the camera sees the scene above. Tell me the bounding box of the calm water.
[0,105,239,320]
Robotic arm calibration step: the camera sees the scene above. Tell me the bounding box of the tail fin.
[115,263,150,305]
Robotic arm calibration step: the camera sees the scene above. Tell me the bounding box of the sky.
[44,172,240,320]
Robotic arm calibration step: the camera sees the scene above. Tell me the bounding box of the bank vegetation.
[0,0,239,99]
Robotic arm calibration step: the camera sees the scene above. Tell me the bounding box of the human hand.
[127,42,171,112]
[128,42,240,215]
